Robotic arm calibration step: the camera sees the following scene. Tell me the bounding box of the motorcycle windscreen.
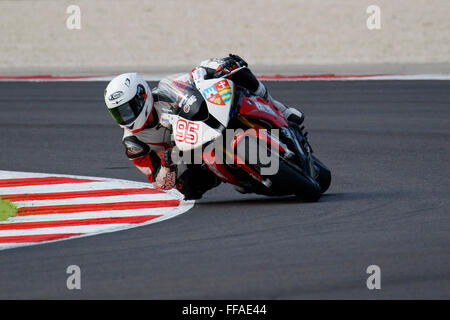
[158,74,233,128]
[157,75,209,119]
[239,96,288,128]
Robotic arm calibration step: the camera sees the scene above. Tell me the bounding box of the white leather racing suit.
[122,55,302,199]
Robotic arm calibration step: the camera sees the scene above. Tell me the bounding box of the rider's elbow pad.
[123,136,150,159]
[123,136,161,181]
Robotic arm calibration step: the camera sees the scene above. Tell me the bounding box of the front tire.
[312,155,331,193]
[233,131,323,202]
[280,158,322,202]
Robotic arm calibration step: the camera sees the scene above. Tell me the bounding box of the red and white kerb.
[0,171,193,250]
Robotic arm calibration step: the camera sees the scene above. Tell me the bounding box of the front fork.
[235,115,316,180]
[280,126,316,179]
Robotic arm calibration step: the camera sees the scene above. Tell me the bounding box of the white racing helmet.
[104,73,154,133]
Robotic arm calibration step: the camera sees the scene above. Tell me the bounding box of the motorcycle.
[159,74,331,201]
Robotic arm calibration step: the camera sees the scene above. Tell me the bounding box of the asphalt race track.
[0,80,449,299]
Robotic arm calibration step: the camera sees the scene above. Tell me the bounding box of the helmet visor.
[108,85,147,125]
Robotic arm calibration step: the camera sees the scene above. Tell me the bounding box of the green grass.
[0,198,17,221]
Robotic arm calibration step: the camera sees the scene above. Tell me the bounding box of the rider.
[103,54,304,199]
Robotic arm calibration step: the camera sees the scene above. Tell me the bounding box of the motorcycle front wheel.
[312,155,332,193]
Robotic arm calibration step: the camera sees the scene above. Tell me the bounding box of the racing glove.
[199,54,248,79]
[228,53,248,68]
[213,54,249,78]
[123,136,178,190]
[154,148,177,190]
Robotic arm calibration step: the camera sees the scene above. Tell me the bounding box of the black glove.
[213,55,248,78]
[229,53,248,68]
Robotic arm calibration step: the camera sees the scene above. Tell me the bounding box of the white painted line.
[0,181,149,195]
[12,193,177,208]
[1,207,181,223]
[0,224,133,237]
[1,74,450,82]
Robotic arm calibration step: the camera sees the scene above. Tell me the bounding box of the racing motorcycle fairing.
[230,128,290,157]
[195,78,235,127]
[238,96,288,128]
[202,147,239,186]
[160,75,234,152]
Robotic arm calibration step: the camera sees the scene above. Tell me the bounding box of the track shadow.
[317,191,411,202]
[196,195,301,206]
[195,191,407,206]
[196,193,346,206]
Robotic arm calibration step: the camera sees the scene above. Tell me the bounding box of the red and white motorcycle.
[160,75,331,201]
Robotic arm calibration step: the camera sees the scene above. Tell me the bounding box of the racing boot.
[176,164,222,200]
[253,81,304,125]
